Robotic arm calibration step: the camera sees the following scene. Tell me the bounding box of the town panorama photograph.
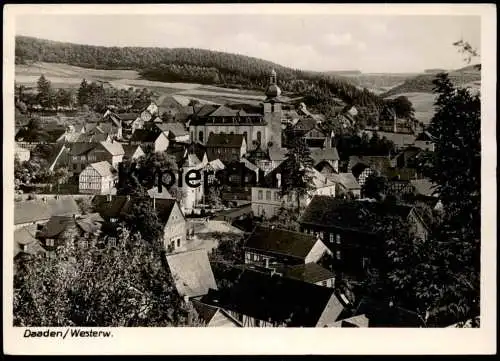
[11,9,482,329]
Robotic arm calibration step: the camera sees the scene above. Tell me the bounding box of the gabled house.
[251,159,335,218]
[37,213,104,254]
[206,133,247,164]
[311,148,340,174]
[129,128,170,153]
[14,197,81,229]
[326,173,361,198]
[277,262,336,288]
[191,300,243,327]
[166,249,218,299]
[67,141,124,175]
[15,143,31,163]
[122,144,145,161]
[156,123,190,143]
[244,226,332,268]
[299,196,430,274]
[92,195,186,252]
[15,125,67,150]
[79,161,117,195]
[414,131,435,152]
[200,269,345,327]
[14,226,47,261]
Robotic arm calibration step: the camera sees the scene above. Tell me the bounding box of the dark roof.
[245,226,318,260]
[122,144,144,159]
[410,179,438,197]
[200,268,343,327]
[69,142,98,156]
[279,263,335,284]
[290,117,317,134]
[92,195,179,224]
[299,196,414,233]
[15,127,66,143]
[415,131,434,141]
[129,129,161,143]
[156,122,189,137]
[246,146,270,162]
[76,133,109,143]
[349,155,393,177]
[185,142,207,161]
[116,113,139,121]
[191,299,243,327]
[354,297,425,327]
[310,148,340,163]
[38,214,103,239]
[206,133,245,148]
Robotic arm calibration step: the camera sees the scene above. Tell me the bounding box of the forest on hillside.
[15,36,386,112]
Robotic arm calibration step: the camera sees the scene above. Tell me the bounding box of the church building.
[187,69,286,152]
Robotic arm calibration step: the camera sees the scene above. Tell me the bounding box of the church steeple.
[265,69,281,99]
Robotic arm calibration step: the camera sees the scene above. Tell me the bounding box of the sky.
[15,13,481,73]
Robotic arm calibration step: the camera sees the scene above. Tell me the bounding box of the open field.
[386,92,438,125]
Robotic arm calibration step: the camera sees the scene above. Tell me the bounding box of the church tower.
[263,69,283,149]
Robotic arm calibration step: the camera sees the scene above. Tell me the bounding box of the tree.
[278,137,315,212]
[390,95,415,119]
[77,79,90,106]
[362,173,387,200]
[36,75,52,109]
[14,228,201,327]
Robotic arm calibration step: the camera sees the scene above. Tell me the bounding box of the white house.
[251,165,336,219]
[79,161,116,195]
[15,144,31,162]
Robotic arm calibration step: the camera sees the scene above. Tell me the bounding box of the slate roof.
[14,198,81,225]
[349,155,394,178]
[166,249,218,298]
[14,226,46,258]
[69,142,98,156]
[99,141,125,156]
[268,147,287,162]
[354,297,425,327]
[299,196,414,232]
[310,148,340,163]
[129,129,161,143]
[155,122,189,137]
[92,195,179,224]
[206,133,245,148]
[116,113,139,121]
[327,173,361,190]
[245,226,318,260]
[279,263,335,284]
[209,105,239,117]
[38,214,103,239]
[122,145,144,159]
[191,299,243,327]
[76,133,110,143]
[200,268,344,327]
[15,127,66,143]
[87,161,115,177]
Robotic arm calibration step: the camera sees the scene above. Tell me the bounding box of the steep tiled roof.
[279,262,335,284]
[299,196,414,232]
[327,173,361,190]
[69,142,98,156]
[245,226,318,260]
[348,155,393,177]
[200,268,344,327]
[310,148,340,163]
[87,161,115,177]
[129,129,161,143]
[206,133,245,148]
[156,122,189,137]
[122,145,144,159]
[166,249,218,298]
[99,141,125,156]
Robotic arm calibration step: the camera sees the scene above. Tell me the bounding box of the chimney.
[276,173,281,188]
[183,295,189,304]
[153,196,156,210]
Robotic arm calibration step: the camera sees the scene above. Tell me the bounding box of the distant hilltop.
[424,69,447,74]
[323,70,363,76]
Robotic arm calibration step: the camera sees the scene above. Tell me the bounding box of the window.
[177,239,181,248]
[256,131,262,144]
[46,239,54,247]
[322,280,328,287]
[271,103,275,113]
[198,131,204,142]
[108,237,117,247]
[258,190,263,200]
[72,156,78,161]
[243,131,248,143]
[336,234,341,245]
[266,191,271,200]
[274,192,280,201]
[329,233,334,243]
[319,231,324,239]
[336,251,341,260]
[287,193,293,202]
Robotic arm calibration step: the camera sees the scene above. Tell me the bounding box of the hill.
[15,36,384,109]
[381,65,481,97]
